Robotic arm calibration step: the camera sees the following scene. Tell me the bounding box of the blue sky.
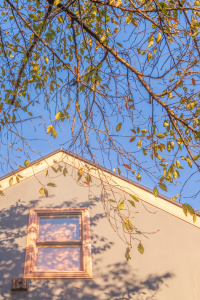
[0,2,200,211]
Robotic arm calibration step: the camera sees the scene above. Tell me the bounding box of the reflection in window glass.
[37,247,80,271]
[38,218,80,241]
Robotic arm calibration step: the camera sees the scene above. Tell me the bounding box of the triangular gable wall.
[0,149,199,228]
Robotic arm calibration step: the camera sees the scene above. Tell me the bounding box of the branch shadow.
[0,199,174,300]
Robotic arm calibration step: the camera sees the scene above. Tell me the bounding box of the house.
[0,149,200,299]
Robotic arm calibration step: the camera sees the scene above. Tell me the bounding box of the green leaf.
[57,16,63,23]
[130,194,139,202]
[51,166,58,173]
[116,42,122,47]
[182,204,188,216]
[63,168,68,176]
[123,218,134,231]
[86,174,92,183]
[44,170,48,177]
[138,242,144,254]
[109,199,116,203]
[143,148,147,155]
[0,190,5,196]
[130,129,136,134]
[186,204,194,216]
[29,14,37,19]
[118,200,124,211]
[156,133,165,139]
[53,129,57,139]
[136,173,141,182]
[9,177,13,186]
[128,200,135,207]
[193,213,197,223]
[118,168,121,175]
[125,247,131,261]
[47,182,56,187]
[2,67,5,77]
[159,182,167,192]
[44,188,48,197]
[153,186,159,198]
[116,123,122,132]
[24,160,29,167]
[85,108,88,117]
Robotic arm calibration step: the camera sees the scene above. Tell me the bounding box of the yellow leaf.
[24,160,29,167]
[116,0,122,6]
[157,32,162,43]
[78,168,83,176]
[148,39,154,48]
[118,200,124,211]
[54,0,60,6]
[44,57,48,64]
[46,125,54,134]
[55,111,61,120]
[39,187,44,194]
[44,170,48,177]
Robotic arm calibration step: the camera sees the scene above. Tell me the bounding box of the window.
[23,208,92,278]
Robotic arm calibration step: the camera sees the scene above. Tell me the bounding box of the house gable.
[0,149,199,229]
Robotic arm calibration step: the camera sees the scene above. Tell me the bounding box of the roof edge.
[0,148,198,217]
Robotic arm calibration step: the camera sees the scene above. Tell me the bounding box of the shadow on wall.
[0,199,174,300]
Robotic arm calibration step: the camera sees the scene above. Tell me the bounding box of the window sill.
[24,271,92,279]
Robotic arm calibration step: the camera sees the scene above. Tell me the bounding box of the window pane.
[37,247,80,271]
[38,217,80,241]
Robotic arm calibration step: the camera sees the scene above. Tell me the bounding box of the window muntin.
[23,208,92,279]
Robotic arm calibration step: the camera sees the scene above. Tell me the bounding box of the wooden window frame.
[23,208,92,279]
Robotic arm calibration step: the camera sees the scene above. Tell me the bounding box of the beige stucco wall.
[0,163,200,300]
